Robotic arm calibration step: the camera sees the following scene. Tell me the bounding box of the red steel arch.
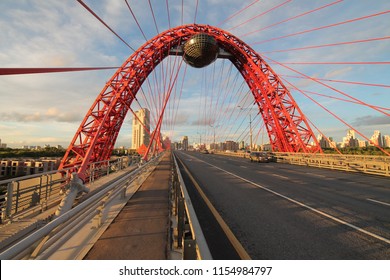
[59,24,321,180]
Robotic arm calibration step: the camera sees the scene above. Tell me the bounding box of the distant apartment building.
[260,143,272,151]
[317,134,331,148]
[341,130,359,148]
[210,143,218,150]
[370,130,383,147]
[11,160,25,177]
[182,136,189,151]
[358,140,368,148]
[23,160,35,175]
[131,108,150,150]
[0,160,11,178]
[225,140,239,151]
[0,159,60,179]
[0,138,7,148]
[384,135,390,148]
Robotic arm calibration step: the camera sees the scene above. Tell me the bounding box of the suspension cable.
[305,118,343,155]
[194,0,199,23]
[76,0,136,51]
[228,0,292,31]
[301,90,390,111]
[281,61,390,65]
[252,10,390,45]
[166,0,171,29]
[124,0,148,41]
[148,0,159,34]
[0,67,118,75]
[282,74,390,88]
[241,0,343,37]
[217,0,261,27]
[262,54,390,117]
[283,78,390,156]
[263,36,390,54]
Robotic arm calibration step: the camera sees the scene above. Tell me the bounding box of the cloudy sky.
[0,0,389,148]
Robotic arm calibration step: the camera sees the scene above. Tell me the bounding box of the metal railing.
[275,152,390,177]
[213,151,390,177]
[0,155,141,224]
[0,155,160,260]
[171,153,212,260]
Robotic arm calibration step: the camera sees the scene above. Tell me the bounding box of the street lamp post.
[209,124,219,150]
[249,114,253,151]
[238,106,254,151]
[197,132,202,149]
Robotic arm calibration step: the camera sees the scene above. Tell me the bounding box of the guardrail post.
[31,191,40,207]
[41,174,48,212]
[95,203,104,228]
[122,181,129,199]
[5,182,14,220]
[48,174,53,199]
[177,197,184,248]
[183,239,197,260]
[14,181,20,214]
[174,179,180,216]
[38,176,43,202]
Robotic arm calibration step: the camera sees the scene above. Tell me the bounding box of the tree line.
[0,147,66,158]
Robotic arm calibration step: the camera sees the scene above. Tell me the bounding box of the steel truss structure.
[59,24,321,180]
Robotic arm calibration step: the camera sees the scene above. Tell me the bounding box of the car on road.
[249,151,269,163]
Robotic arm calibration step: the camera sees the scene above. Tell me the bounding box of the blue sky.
[0,0,389,148]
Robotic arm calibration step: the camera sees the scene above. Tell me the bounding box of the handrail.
[0,157,158,260]
[172,153,212,260]
[0,156,140,223]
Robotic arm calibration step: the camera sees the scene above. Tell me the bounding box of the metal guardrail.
[213,151,390,177]
[0,156,141,224]
[275,152,390,176]
[171,153,212,260]
[0,155,159,260]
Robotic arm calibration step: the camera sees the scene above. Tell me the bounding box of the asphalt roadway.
[174,151,390,259]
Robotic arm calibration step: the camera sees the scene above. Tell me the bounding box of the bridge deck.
[84,153,172,260]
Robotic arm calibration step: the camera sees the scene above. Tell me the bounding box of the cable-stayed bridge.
[0,1,389,262]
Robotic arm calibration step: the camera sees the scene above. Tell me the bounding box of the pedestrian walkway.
[84,152,172,260]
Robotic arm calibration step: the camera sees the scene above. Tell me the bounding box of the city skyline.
[2,126,390,150]
[0,1,389,149]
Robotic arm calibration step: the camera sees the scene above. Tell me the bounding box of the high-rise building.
[131,108,150,150]
[0,139,5,148]
[358,140,367,148]
[384,135,390,148]
[370,130,383,147]
[342,130,359,148]
[182,136,189,151]
[317,134,331,148]
[225,140,239,151]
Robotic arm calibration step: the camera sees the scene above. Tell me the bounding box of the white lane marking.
[307,173,326,178]
[183,153,390,245]
[271,174,289,180]
[367,198,390,207]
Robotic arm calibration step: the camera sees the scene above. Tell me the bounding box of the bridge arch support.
[60,24,321,180]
